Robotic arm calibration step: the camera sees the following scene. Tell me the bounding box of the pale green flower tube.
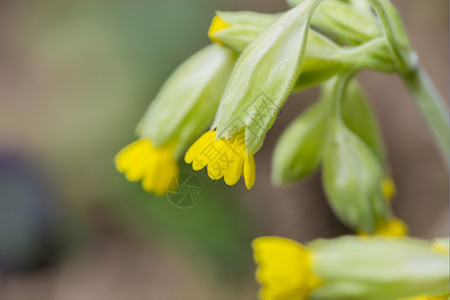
[310,237,450,299]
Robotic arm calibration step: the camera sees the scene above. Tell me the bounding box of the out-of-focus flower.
[252,237,321,300]
[115,139,178,195]
[253,236,449,300]
[358,218,408,237]
[382,176,397,202]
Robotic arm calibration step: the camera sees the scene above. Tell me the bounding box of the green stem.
[329,69,359,121]
[402,66,449,163]
[368,0,410,72]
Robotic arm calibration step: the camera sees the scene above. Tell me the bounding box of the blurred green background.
[0,0,448,299]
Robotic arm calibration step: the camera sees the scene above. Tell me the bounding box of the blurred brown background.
[0,0,448,299]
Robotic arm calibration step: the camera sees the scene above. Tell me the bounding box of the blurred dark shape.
[0,153,62,273]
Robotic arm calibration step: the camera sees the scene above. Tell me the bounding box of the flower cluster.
[115,0,449,298]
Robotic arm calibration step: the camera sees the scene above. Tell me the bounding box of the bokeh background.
[0,0,448,299]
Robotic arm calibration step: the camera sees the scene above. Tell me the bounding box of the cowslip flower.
[184,130,255,189]
[116,45,236,195]
[253,236,449,300]
[185,0,323,188]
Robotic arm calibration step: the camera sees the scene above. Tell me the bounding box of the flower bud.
[271,98,328,185]
[208,11,368,91]
[213,0,323,155]
[322,118,389,233]
[341,80,386,163]
[288,0,381,44]
[208,11,277,53]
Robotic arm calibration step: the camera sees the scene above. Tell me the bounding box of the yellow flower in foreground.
[208,16,231,45]
[115,139,179,195]
[382,176,397,202]
[359,218,409,237]
[252,237,321,300]
[185,130,256,189]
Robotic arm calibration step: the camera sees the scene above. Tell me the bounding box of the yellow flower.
[208,16,231,45]
[400,293,450,300]
[252,237,321,300]
[184,130,256,189]
[382,176,397,202]
[359,218,409,237]
[115,139,179,196]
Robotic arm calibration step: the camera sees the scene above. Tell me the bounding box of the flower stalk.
[402,65,449,163]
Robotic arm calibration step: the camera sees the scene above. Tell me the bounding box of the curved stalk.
[368,0,411,72]
[402,66,449,163]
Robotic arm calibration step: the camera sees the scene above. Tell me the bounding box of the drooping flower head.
[184,0,323,188]
[115,45,236,195]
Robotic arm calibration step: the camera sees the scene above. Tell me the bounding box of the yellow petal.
[186,130,255,188]
[115,139,151,173]
[153,159,179,196]
[116,139,178,195]
[208,16,231,45]
[224,155,244,186]
[252,237,321,300]
[184,131,217,168]
[244,155,256,189]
